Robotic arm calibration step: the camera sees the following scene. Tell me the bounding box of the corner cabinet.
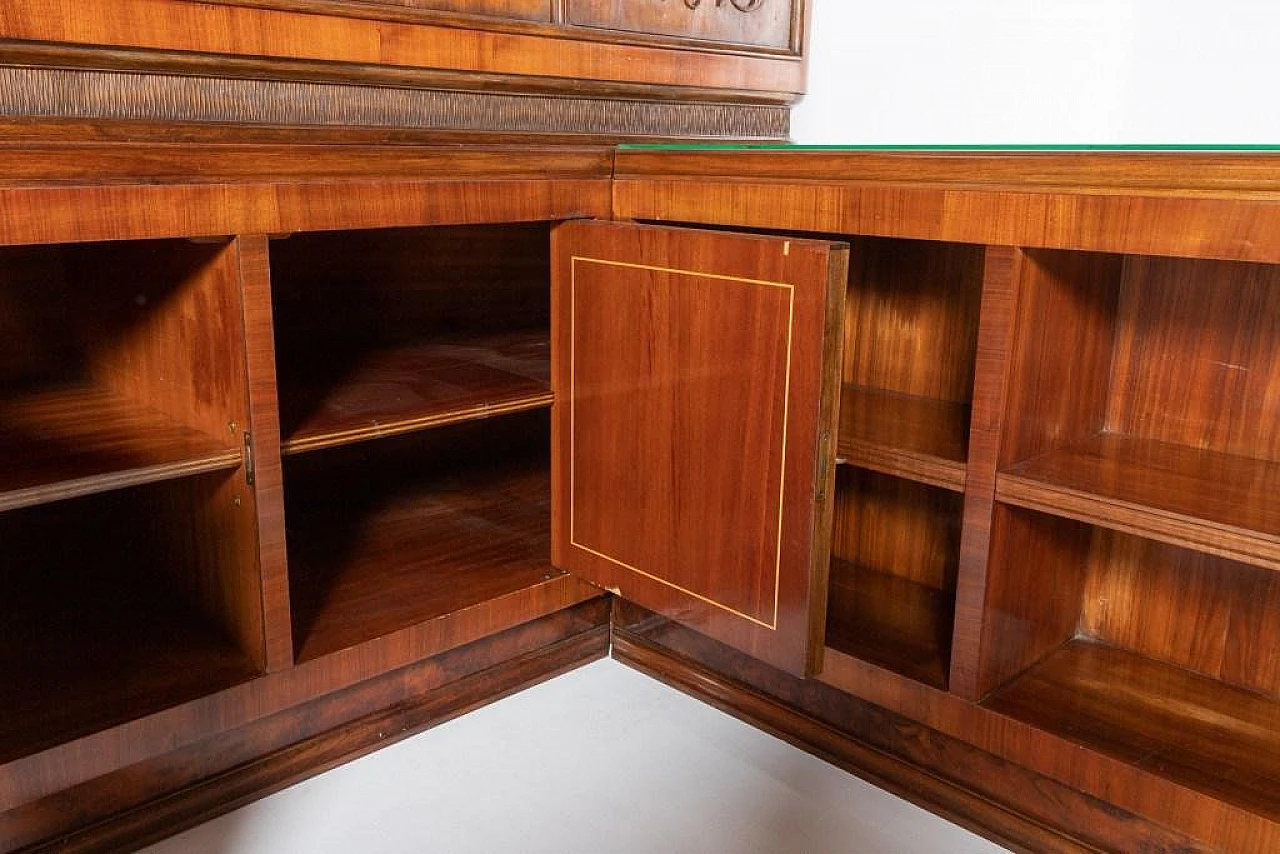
[550,221,846,675]
[7,146,1280,854]
[607,148,1280,854]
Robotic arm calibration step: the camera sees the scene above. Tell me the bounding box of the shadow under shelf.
[285,414,562,663]
[0,478,261,766]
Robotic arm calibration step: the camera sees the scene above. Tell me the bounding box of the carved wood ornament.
[679,0,767,11]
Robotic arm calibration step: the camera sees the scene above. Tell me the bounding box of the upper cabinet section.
[567,0,800,51]
[0,1,807,143]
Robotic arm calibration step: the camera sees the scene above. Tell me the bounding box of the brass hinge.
[243,431,256,486]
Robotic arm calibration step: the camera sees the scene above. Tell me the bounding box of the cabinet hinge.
[243,431,256,486]
[816,428,832,502]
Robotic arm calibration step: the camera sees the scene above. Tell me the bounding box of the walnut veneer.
[3,145,1280,854]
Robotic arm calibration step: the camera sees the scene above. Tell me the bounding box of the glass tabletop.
[619,144,1280,151]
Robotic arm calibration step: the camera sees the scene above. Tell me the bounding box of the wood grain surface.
[0,600,609,853]
[837,386,968,492]
[552,219,845,676]
[613,152,1280,263]
[235,235,296,672]
[279,332,552,454]
[826,467,962,688]
[4,146,1280,853]
[947,246,1023,701]
[1108,255,1280,460]
[348,0,551,21]
[0,0,806,97]
[985,639,1280,823]
[998,434,1280,571]
[0,386,241,512]
[285,412,561,661]
[613,149,1280,194]
[0,239,247,511]
[1080,528,1280,696]
[842,238,984,406]
[0,476,261,768]
[567,0,798,50]
[270,222,553,453]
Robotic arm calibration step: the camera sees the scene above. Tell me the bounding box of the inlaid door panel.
[551,220,846,675]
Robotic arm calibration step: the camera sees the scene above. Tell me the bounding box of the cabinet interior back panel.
[1106,256,1280,462]
[842,238,984,405]
[1081,528,1280,697]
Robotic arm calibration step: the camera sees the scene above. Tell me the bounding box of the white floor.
[142,659,1007,853]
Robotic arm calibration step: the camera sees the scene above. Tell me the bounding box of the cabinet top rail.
[614,148,1280,196]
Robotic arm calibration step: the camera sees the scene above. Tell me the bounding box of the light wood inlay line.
[569,256,796,630]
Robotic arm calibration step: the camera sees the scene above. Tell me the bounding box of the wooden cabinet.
[0,147,614,850]
[608,149,1280,853]
[5,146,1280,854]
[0,0,808,140]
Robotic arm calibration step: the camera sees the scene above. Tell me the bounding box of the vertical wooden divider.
[948,246,1023,701]
[236,235,294,672]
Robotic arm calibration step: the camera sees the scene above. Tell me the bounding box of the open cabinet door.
[551,220,847,676]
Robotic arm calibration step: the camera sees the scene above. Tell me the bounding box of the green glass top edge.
[618,144,1280,151]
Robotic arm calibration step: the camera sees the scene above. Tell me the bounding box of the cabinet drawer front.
[348,0,551,22]
[568,0,798,50]
[551,220,845,676]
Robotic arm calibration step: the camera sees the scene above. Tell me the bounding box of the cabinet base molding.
[611,609,1213,854]
[4,601,610,854]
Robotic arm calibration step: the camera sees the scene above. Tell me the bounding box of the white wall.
[791,1,1280,144]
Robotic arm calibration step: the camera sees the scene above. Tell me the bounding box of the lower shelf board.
[825,560,954,690]
[278,331,552,456]
[0,384,241,512]
[983,638,1280,822]
[0,575,260,766]
[998,432,1280,571]
[837,385,969,492]
[288,454,560,662]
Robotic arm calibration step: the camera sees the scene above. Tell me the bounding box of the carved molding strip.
[0,66,788,139]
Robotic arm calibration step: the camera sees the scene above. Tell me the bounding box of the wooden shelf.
[287,441,559,662]
[0,384,242,512]
[825,559,953,690]
[837,384,968,492]
[984,639,1280,822]
[279,331,552,455]
[998,432,1280,571]
[0,566,259,765]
